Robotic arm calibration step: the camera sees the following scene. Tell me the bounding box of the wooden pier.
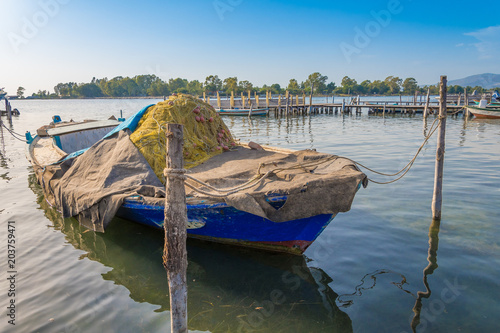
[203,94,469,117]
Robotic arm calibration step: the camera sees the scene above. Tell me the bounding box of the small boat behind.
[217,108,268,116]
[467,106,500,119]
[467,99,500,119]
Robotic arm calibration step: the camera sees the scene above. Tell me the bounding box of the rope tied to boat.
[345,117,443,185]
[172,154,340,198]
[0,119,28,142]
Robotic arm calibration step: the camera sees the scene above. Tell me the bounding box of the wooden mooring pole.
[163,124,188,333]
[431,76,447,220]
[5,98,12,122]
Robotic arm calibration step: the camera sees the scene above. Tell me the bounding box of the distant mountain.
[449,73,500,89]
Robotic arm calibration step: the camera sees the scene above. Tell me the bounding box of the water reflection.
[0,123,12,181]
[336,269,413,308]
[29,174,353,333]
[410,219,440,332]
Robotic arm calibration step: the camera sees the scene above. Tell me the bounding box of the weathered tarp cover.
[38,130,164,232]
[39,129,367,231]
[187,146,368,222]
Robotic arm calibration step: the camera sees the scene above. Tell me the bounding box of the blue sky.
[1,0,499,95]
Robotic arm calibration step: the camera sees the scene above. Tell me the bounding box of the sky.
[1,0,499,95]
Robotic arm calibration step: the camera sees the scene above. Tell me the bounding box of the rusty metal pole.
[432,76,447,220]
[163,123,188,333]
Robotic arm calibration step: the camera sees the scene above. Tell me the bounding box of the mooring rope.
[346,117,443,185]
[0,120,27,142]
[175,114,445,196]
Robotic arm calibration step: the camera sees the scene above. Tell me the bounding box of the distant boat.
[217,108,268,116]
[467,105,500,119]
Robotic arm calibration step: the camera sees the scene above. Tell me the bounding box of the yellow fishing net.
[130,94,236,183]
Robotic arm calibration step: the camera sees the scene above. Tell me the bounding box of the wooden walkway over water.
[204,95,469,116]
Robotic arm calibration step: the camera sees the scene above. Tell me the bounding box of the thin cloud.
[465,25,500,59]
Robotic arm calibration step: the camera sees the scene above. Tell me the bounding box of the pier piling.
[163,123,188,333]
[432,76,447,220]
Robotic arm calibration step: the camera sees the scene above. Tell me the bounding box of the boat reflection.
[29,174,353,333]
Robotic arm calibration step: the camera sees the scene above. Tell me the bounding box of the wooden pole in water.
[277,94,281,117]
[217,91,221,109]
[309,83,314,114]
[266,91,270,108]
[230,91,234,109]
[464,88,469,118]
[285,90,289,115]
[203,92,206,103]
[241,92,245,108]
[6,98,12,122]
[432,76,448,220]
[423,88,430,119]
[255,92,259,108]
[163,123,188,333]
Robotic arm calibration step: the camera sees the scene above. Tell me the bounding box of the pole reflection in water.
[411,219,440,332]
[29,174,353,332]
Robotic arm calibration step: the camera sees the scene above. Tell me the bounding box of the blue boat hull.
[116,198,335,254]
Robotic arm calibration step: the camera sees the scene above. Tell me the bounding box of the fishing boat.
[217,108,268,116]
[467,99,500,119]
[466,105,500,119]
[26,102,366,255]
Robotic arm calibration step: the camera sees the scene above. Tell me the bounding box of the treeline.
[27,73,495,99]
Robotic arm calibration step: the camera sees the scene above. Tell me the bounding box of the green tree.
[270,83,282,94]
[168,78,188,93]
[340,76,358,94]
[287,79,300,94]
[187,80,203,96]
[238,80,253,93]
[204,75,222,94]
[305,72,328,94]
[76,83,104,97]
[384,76,402,95]
[326,82,337,94]
[16,87,25,99]
[134,75,159,96]
[54,82,78,97]
[402,78,418,94]
[223,77,238,93]
[359,80,371,94]
[121,77,141,96]
[147,80,169,96]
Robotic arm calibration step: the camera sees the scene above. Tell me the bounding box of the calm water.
[1,99,499,333]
